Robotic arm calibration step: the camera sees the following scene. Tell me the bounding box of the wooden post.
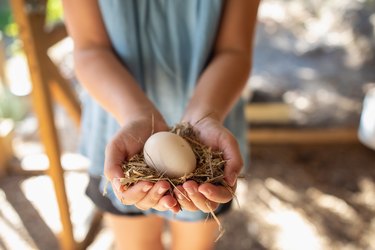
[249,127,359,144]
[0,120,15,177]
[9,0,76,249]
[46,56,81,126]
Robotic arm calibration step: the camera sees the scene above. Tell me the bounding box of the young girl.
[62,1,259,249]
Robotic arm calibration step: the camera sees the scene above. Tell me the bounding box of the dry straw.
[120,122,229,188]
[118,122,234,240]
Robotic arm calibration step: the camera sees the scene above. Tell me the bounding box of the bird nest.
[115,122,233,240]
[119,122,229,189]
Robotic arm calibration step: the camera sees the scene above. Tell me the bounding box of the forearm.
[182,0,258,124]
[183,51,251,123]
[74,48,160,126]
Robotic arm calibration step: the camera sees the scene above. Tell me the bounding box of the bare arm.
[177,1,260,212]
[183,0,260,123]
[63,0,177,212]
[62,0,163,126]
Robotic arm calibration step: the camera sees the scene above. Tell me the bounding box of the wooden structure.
[244,100,359,144]
[9,0,101,249]
[248,127,358,144]
[7,0,360,248]
[245,103,292,124]
[0,120,15,177]
[245,103,359,144]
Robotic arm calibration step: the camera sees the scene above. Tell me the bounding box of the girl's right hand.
[104,114,180,213]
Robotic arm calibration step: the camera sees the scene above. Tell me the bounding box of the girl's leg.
[169,219,219,250]
[105,213,165,250]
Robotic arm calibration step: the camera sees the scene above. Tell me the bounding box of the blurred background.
[0,0,375,249]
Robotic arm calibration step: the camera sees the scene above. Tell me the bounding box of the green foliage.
[0,0,64,37]
[0,0,62,122]
[0,1,13,36]
[46,0,64,25]
[0,86,27,121]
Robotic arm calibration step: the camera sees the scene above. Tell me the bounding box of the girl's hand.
[174,117,243,213]
[104,114,180,213]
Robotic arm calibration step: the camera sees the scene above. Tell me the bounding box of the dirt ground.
[217,143,375,250]
[1,142,374,250]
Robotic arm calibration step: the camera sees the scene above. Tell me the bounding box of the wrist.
[119,105,165,127]
[182,107,223,125]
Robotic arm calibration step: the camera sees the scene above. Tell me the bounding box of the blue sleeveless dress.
[79,0,248,221]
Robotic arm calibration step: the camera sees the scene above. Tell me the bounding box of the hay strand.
[120,122,228,188]
[114,122,232,240]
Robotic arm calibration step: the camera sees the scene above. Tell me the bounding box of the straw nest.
[117,122,233,239]
[119,122,230,190]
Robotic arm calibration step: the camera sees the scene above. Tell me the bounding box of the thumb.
[104,138,126,193]
[220,132,243,187]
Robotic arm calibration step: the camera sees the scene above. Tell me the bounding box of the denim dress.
[79,0,248,221]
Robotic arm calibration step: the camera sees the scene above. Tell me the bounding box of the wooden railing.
[9,0,101,249]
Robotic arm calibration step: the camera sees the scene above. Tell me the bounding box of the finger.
[112,182,125,202]
[198,183,235,203]
[174,186,198,211]
[169,203,181,213]
[120,181,153,205]
[104,137,127,181]
[194,121,243,187]
[136,181,170,209]
[153,195,179,212]
[218,131,243,187]
[183,181,219,213]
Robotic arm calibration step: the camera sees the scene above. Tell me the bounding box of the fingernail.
[158,187,169,195]
[142,184,153,192]
[200,188,212,197]
[185,187,196,195]
[176,193,184,200]
[112,178,122,192]
[228,173,238,186]
[164,202,174,209]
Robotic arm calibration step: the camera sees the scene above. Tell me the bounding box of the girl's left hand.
[173,117,243,213]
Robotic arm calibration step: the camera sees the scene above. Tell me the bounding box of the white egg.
[143,131,196,178]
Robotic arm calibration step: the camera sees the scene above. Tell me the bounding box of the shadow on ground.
[215,143,375,249]
[0,176,59,250]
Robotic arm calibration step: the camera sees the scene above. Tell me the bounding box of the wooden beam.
[249,127,359,144]
[46,56,81,126]
[0,120,15,177]
[245,103,292,124]
[45,22,68,48]
[9,0,76,249]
